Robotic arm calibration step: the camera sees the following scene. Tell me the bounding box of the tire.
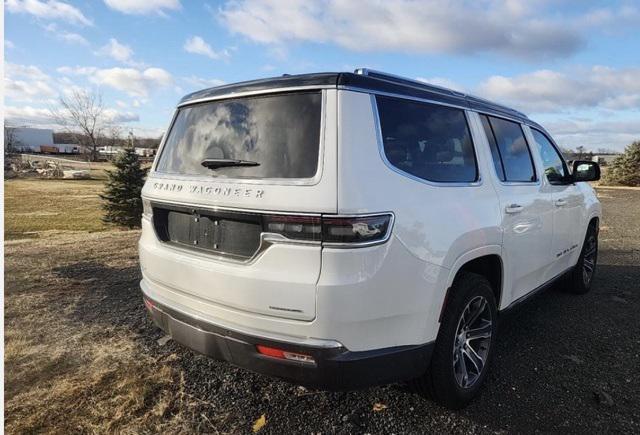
[567,222,598,295]
[412,272,498,409]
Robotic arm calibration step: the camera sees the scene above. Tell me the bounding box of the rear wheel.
[412,272,498,409]
[567,223,598,294]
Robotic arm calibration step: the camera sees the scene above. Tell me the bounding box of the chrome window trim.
[369,93,483,188]
[153,89,328,187]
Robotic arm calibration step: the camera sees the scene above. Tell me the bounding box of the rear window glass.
[156,92,322,179]
[376,96,477,183]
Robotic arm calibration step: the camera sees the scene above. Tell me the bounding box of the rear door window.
[480,115,536,183]
[156,92,322,179]
[376,96,478,183]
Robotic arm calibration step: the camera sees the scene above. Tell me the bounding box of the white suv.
[139,69,601,409]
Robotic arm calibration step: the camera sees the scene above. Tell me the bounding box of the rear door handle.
[505,204,524,214]
[555,198,568,207]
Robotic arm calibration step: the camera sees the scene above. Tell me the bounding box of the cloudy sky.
[4,0,640,151]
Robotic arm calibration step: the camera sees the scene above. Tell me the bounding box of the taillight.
[322,214,392,245]
[142,198,153,219]
[263,215,322,241]
[262,213,393,247]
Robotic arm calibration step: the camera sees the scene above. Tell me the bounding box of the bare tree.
[51,89,112,161]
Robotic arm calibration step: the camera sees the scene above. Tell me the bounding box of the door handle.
[505,204,524,214]
[555,198,568,207]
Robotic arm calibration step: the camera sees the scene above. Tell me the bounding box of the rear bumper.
[143,294,434,390]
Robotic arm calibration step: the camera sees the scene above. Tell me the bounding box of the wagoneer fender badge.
[153,182,265,199]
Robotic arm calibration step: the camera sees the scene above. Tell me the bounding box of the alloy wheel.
[452,296,493,389]
[582,234,597,286]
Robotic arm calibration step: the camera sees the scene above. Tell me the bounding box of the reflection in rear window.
[156,92,322,179]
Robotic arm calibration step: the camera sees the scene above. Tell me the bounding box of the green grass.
[4,178,109,240]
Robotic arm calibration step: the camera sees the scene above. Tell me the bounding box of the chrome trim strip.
[368,93,483,188]
[152,90,328,187]
[177,85,335,107]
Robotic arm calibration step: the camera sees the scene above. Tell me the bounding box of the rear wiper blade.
[201,158,260,170]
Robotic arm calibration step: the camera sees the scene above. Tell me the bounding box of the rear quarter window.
[376,96,478,183]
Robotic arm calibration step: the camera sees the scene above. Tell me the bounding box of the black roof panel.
[179,71,530,123]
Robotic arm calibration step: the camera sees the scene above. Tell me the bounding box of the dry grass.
[4,231,202,433]
[3,179,203,433]
[4,179,109,240]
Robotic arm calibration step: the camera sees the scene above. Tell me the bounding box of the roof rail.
[354,68,466,97]
[353,67,528,119]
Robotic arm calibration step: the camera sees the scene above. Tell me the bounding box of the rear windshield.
[156,92,322,179]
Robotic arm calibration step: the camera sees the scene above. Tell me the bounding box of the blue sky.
[4,0,640,151]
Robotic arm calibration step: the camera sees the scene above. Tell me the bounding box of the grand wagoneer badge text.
[153,182,265,198]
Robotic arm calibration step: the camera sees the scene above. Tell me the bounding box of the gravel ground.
[5,187,640,433]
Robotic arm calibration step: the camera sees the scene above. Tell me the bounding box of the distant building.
[5,127,54,152]
[134,147,156,157]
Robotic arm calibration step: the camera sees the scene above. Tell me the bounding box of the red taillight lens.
[256,345,315,364]
[262,213,392,246]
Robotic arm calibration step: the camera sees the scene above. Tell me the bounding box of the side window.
[530,128,567,183]
[481,115,536,182]
[480,115,506,181]
[376,96,478,183]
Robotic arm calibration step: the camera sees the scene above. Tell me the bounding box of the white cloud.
[218,0,592,59]
[184,75,226,90]
[477,66,640,113]
[6,0,92,26]
[103,0,180,15]
[103,108,140,123]
[183,36,229,60]
[58,66,173,97]
[4,63,56,101]
[97,38,134,63]
[4,105,54,125]
[42,23,88,45]
[544,119,640,152]
[416,77,465,92]
[6,40,16,49]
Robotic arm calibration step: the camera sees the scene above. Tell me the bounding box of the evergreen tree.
[100,148,147,228]
[602,141,640,186]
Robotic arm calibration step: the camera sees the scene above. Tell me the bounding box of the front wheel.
[567,223,598,294]
[412,272,498,409]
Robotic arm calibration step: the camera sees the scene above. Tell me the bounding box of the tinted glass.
[530,128,567,183]
[376,96,477,183]
[486,116,536,182]
[156,92,322,178]
[479,115,506,181]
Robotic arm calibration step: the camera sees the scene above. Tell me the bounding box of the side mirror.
[571,160,600,182]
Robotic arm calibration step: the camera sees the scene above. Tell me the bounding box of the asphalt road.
[54,187,640,433]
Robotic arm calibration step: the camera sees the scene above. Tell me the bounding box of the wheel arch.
[442,247,504,319]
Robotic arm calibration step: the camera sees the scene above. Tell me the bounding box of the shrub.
[602,141,640,186]
[100,148,147,228]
